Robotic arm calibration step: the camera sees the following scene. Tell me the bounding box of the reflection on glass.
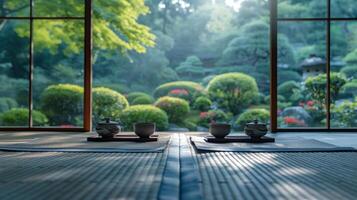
[331,0,357,18]
[277,22,327,128]
[34,0,84,17]
[331,22,357,128]
[33,20,84,127]
[0,0,29,17]
[0,20,29,126]
[278,0,326,18]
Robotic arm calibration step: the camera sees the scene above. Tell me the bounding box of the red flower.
[283,117,306,126]
[200,112,208,119]
[306,100,314,107]
[169,89,189,95]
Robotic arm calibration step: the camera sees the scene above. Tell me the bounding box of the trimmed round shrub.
[340,66,357,79]
[278,81,300,100]
[235,108,270,130]
[0,97,18,113]
[198,109,229,127]
[93,87,129,121]
[41,84,83,126]
[193,96,212,111]
[1,108,48,126]
[127,92,152,104]
[341,81,357,97]
[207,73,259,114]
[131,96,153,105]
[153,81,205,103]
[120,105,169,131]
[155,96,190,123]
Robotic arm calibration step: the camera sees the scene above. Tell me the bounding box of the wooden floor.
[0,132,357,200]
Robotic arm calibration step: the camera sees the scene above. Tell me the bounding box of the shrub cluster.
[120,105,169,131]
[127,92,152,104]
[155,96,190,123]
[92,87,129,121]
[235,108,270,130]
[207,73,258,115]
[40,84,83,126]
[153,81,205,103]
[131,96,153,105]
[0,97,18,113]
[193,96,212,111]
[198,109,229,127]
[0,108,48,126]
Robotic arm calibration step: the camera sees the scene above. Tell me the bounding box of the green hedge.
[92,87,129,121]
[207,73,258,115]
[193,96,212,111]
[127,92,152,104]
[155,96,190,123]
[0,108,48,126]
[40,84,83,126]
[198,109,229,127]
[0,97,18,113]
[132,96,153,105]
[235,108,270,130]
[153,81,205,103]
[120,105,169,131]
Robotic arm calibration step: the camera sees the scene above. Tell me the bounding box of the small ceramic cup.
[209,123,231,138]
[134,123,156,138]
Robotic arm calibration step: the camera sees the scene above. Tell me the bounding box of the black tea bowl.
[134,123,156,138]
[209,123,231,138]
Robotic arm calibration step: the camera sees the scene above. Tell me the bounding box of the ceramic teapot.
[95,118,121,138]
[244,120,268,139]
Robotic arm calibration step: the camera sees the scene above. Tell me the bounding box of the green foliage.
[344,49,357,66]
[92,87,129,122]
[305,73,347,104]
[155,96,190,123]
[0,108,48,126]
[278,70,302,83]
[341,81,357,97]
[193,96,212,111]
[12,0,155,54]
[332,100,357,127]
[131,96,153,105]
[153,81,205,102]
[40,84,83,126]
[235,109,270,130]
[175,56,205,78]
[278,81,302,102]
[120,105,169,131]
[340,66,357,79]
[127,92,152,104]
[0,97,18,113]
[207,73,259,114]
[198,109,229,127]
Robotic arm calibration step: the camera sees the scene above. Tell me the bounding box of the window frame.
[0,0,92,132]
[270,0,357,132]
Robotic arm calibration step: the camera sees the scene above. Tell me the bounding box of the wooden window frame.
[0,0,92,132]
[270,0,357,132]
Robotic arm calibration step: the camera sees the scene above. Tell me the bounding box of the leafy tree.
[305,73,347,105]
[175,56,205,79]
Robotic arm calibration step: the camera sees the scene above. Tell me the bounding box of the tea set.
[95,118,268,140]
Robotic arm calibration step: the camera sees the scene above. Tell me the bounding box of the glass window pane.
[277,21,327,128]
[331,0,357,18]
[0,20,29,127]
[33,20,84,127]
[278,0,326,18]
[331,22,357,128]
[93,0,270,132]
[34,0,84,17]
[0,0,30,17]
